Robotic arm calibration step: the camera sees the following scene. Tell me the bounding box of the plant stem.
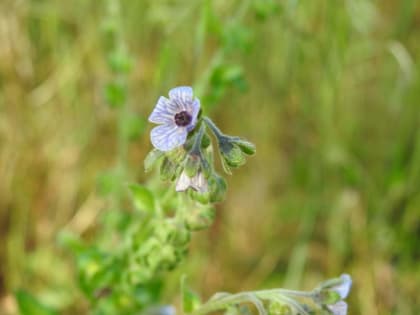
[203,116,223,138]
[190,288,315,315]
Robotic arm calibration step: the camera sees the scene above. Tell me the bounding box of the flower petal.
[186,98,201,131]
[176,171,193,192]
[335,274,352,299]
[191,171,208,193]
[149,96,176,124]
[150,124,187,151]
[169,86,193,110]
[327,301,348,315]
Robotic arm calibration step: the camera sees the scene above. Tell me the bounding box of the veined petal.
[187,98,201,131]
[169,86,193,110]
[150,124,187,151]
[149,96,176,124]
[327,301,348,315]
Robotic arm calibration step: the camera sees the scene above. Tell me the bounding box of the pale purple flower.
[149,86,200,151]
[327,301,348,315]
[315,274,352,315]
[175,170,208,193]
[332,274,352,299]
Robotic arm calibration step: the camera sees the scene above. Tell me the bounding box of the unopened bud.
[209,173,227,203]
[189,189,210,204]
[234,139,256,155]
[201,132,211,149]
[221,143,246,168]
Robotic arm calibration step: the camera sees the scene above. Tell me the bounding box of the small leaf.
[15,290,59,315]
[129,184,156,213]
[181,275,201,313]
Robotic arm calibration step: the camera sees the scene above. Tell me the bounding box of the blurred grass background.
[0,0,419,314]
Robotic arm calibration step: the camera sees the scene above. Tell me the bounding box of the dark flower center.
[174,111,192,127]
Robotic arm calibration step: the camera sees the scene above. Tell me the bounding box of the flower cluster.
[146,86,255,203]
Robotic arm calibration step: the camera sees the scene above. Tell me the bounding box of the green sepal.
[184,154,201,178]
[144,149,165,172]
[160,158,178,181]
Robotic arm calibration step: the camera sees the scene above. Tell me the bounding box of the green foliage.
[129,184,156,213]
[15,290,58,315]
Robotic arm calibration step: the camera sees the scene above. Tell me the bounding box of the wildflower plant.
[63,83,353,315]
[55,2,353,315]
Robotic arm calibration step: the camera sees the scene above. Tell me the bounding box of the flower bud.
[170,226,191,247]
[176,171,209,194]
[209,173,227,203]
[217,135,247,170]
[234,139,256,155]
[189,189,210,204]
[159,245,178,269]
[185,206,215,231]
[221,143,246,168]
[201,132,211,149]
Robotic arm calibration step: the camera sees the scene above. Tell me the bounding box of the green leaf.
[129,184,155,212]
[181,275,201,313]
[15,290,59,315]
